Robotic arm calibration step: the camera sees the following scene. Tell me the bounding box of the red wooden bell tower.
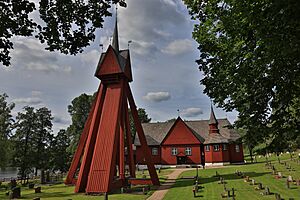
[65,18,159,194]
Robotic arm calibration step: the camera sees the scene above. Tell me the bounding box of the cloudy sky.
[0,0,237,134]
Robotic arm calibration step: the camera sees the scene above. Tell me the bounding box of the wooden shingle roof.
[134,118,241,146]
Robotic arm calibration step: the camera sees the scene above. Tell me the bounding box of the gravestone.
[296,179,300,186]
[219,177,224,184]
[10,179,17,189]
[10,187,21,199]
[275,193,281,200]
[244,176,250,182]
[286,179,290,189]
[28,183,34,189]
[288,175,293,182]
[264,187,270,195]
[277,172,282,178]
[251,179,256,185]
[35,187,41,193]
[193,186,196,197]
[256,183,263,190]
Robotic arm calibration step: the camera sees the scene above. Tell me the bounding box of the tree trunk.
[35,168,38,177]
[248,145,253,163]
[265,149,269,163]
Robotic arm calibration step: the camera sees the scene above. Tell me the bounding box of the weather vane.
[128,40,132,49]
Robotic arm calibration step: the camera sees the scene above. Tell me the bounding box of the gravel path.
[147,168,192,200]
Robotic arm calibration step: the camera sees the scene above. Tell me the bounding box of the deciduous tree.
[184,0,300,148]
[50,129,71,173]
[0,93,15,167]
[32,107,53,175]
[66,93,95,154]
[0,0,126,66]
[13,106,36,182]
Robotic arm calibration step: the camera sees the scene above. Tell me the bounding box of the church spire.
[209,104,218,125]
[112,8,119,53]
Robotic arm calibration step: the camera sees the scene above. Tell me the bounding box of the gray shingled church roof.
[134,118,241,146]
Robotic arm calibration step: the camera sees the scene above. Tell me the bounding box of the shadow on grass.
[154,171,270,191]
[199,172,269,184]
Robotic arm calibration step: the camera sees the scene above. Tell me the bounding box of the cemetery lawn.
[164,153,300,200]
[0,169,173,200]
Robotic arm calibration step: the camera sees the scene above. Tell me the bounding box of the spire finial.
[112,5,119,53]
[209,101,218,125]
[177,109,180,117]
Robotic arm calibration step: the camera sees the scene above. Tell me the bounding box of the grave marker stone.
[264,187,270,195]
[275,193,281,200]
[286,179,290,189]
[10,187,21,199]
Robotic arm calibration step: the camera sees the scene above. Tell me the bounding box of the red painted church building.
[134,107,244,166]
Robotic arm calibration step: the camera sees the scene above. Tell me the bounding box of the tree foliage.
[66,93,95,154]
[129,108,151,142]
[66,93,151,152]
[32,107,53,173]
[13,106,37,180]
[50,129,71,173]
[184,0,300,148]
[0,0,126,66]
[13,106,53,180]
[0,93,15,167]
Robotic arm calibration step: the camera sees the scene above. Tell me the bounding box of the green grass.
[0,169,173,200]
[164,153,300,200]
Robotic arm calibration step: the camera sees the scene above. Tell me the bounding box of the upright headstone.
[257,183,263,190]
[286,179,290,189]
[288,175,293,182]
[264,187,270,195]
[278,172,282,178]
[10,187,21,199]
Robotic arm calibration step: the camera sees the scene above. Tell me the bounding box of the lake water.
[0,167,18,179]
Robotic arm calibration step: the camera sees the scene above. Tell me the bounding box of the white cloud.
[143,92,171,102]
[181,107,203,117]
[118,0,188,58]
[10,38,72,73]
[162,39,194,55]
[13,97,42,105]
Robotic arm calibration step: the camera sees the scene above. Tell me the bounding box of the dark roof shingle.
[134,118,241,146]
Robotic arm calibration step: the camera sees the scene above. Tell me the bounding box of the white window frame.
[235,144,240,152]
[171,147,178,156]
[213,144,220,152]
[152,147,158,156]
[222,144,228,151]
[185,147,192,156]
[205,145,210,152]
